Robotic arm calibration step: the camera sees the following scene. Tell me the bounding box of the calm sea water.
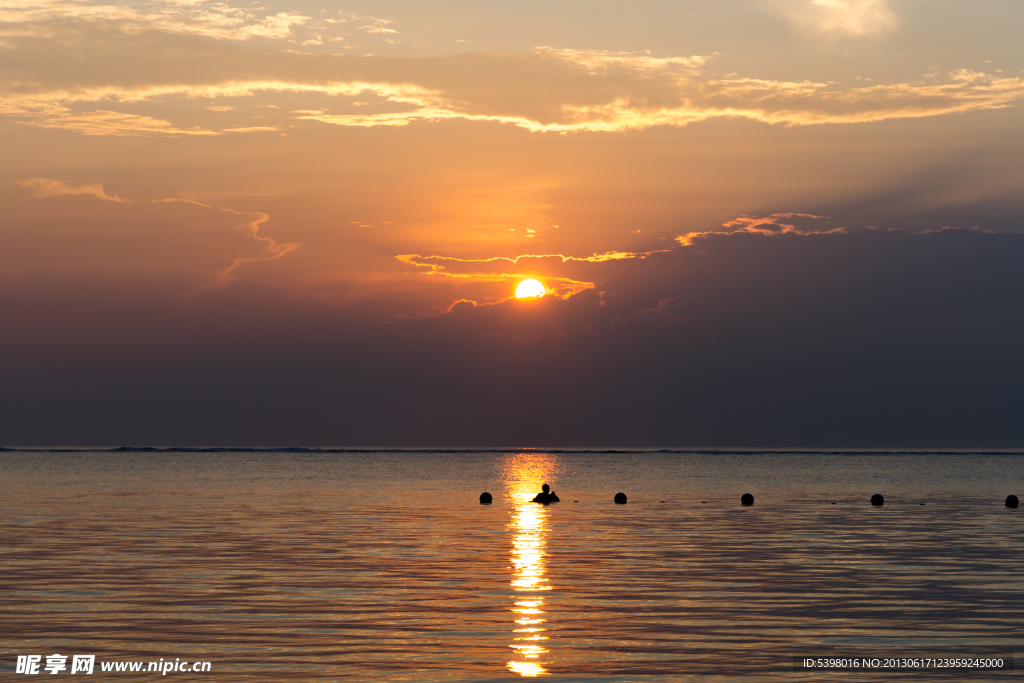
[1,450,1022,681]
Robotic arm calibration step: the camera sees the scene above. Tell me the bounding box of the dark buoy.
[614,492,627,504]
[479,492,492,504]
[1006,495,1019,508]
[740,493,754,506]
[871,494,884,507]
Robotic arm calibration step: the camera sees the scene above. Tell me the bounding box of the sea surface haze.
[1,449,1022,681]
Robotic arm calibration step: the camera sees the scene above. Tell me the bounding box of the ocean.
[1,449,1021,681]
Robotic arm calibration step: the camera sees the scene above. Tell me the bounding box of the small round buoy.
[701,501,707,504]
[1006,495,1019,508]
[740,493,754,506]
[871,494,884,507]
[479,492,492,504]
[614,492,627,504]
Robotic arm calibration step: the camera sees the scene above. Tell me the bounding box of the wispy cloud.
[397,250,652,271]
[297,64,1024,132]
[0,0,312,41]
[16,179,300,287]
[3,26,1024,136]
[358,17,397,35]
[14,177,124,201]
[393,250,672,301]
[539,47,712,71]
[720,212,836,233]
[677,213,843,245]
[0,0,408,51]
[771,0,898,39]
[395,253,622,298]
[209,211,300,288]
[150,199,301,289]
[770,0,901,38]
[28,109,219,136]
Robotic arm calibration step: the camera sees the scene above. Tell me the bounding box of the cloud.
[148,199,302,290]
[3,227,1022,447]
[2,26,1023,135]
[208,210,301,288]
[358,18,397,35]
[773,0,898,39]
[26,109,219,136]
[14,177,124,202]
[390,218,847,312]
[0,0,408,55]
[11,181,300,287]
[393,251,668,301]
[720,213,834,232]
[0,0,312,42]
[394,255,594,299]
[539,47,713,72]
[397,251,651,271]
[295,59,1024,132]
[677,213,843,244]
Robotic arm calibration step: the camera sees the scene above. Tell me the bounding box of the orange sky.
[2,0,1023,446]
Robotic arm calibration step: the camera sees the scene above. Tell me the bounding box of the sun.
[515,279,545,299]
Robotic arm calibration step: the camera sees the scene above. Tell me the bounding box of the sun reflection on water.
[503,453,559,677]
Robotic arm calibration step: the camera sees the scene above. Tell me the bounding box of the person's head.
[542,483,549,493]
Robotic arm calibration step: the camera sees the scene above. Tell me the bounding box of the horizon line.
[3,446,1023,455]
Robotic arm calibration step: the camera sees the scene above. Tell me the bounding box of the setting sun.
[515,280,545,299]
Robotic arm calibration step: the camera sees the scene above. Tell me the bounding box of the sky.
[1,0,1023,447]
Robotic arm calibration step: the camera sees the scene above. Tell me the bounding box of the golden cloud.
[677,213,845,245]
[393,254,598,298]
[2,25,1023,136]
[15,177,125,202]
[0,0,311,42]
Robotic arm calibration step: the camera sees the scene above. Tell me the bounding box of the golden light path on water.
[503,453,559,677]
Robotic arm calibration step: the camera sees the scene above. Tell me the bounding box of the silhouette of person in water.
[532,483,560,504]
